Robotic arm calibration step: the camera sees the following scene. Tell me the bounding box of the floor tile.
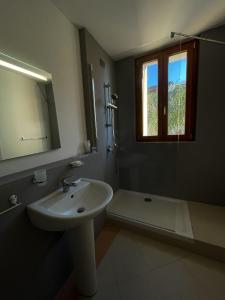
[56,225,225,300]
[117,261,183,300]
[180,254,225,300]
[189,201,225,248]
[80,283,121,300]
[95,228,225,300]
[104,229,189,283]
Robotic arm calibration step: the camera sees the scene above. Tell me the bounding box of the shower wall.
[116,25,225,205]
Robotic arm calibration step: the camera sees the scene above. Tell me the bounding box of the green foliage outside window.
[147,88,158,136]
[147,84,186,136]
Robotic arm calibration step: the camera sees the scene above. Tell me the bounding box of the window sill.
[136,140,196,144]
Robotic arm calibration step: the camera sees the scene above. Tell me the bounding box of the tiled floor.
[189,201,225,248]
[81,228,225,300]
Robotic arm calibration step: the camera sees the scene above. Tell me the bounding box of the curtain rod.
[171,31,225,45]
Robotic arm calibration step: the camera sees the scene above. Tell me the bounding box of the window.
[136,40,198,142]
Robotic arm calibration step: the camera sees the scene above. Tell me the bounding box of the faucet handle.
[61,177,77,186]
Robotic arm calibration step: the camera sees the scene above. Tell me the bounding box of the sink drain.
[144,197,152,202]
[77,207,85,213]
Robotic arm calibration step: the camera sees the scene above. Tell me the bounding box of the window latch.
[163,106,167,115]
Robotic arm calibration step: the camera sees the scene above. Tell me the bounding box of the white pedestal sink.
[27,178,113,296]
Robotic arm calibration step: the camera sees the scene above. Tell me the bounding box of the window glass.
[142,60,158,136]
[168,52,187,135]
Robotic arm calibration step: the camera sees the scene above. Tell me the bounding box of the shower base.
[107,189,193,240]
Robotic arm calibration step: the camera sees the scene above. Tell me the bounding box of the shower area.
[107,32,225,246]
[107,189,193,239]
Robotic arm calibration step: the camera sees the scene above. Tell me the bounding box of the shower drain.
[144,197,152,202]
[77,207,85,213]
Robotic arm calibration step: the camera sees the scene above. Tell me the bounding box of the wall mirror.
[0,52,60,161]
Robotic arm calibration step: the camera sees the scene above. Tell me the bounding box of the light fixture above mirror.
[0,52,52,82]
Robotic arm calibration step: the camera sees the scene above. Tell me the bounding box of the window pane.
[142,60,158,136]
[168,52,187,135]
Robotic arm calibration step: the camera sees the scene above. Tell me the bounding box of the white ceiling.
[52,0,225,60]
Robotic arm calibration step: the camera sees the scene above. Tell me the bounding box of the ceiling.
[52,0,225,60]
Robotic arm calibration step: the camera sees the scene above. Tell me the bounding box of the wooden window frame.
[136,40,198,142]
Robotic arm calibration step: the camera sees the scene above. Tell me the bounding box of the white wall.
[0,0,86,177]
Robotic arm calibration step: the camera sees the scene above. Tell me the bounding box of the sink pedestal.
[66,220,97,297]
[27,179,113,296]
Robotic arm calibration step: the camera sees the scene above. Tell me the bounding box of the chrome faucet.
[61,177,77,193]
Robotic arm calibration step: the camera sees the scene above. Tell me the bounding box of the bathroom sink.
[27,178,113,231]
[27,178,113,297]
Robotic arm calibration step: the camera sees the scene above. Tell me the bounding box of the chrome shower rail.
[171,32,225,45]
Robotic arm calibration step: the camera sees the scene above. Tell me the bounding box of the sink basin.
[27,178,113,231]
[27,178,113,297]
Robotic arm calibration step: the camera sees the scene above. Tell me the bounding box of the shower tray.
[107,189,193,240]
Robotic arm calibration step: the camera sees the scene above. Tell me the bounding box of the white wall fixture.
[33,169,47,186]
[84,140,91,153]
[69,160,84,168]
[27,178,113,296]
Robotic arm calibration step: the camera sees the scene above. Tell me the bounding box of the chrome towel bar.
[0,195,22,215]
[21,136,48,141]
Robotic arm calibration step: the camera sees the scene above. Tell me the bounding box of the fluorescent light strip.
[0,59,48,81]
